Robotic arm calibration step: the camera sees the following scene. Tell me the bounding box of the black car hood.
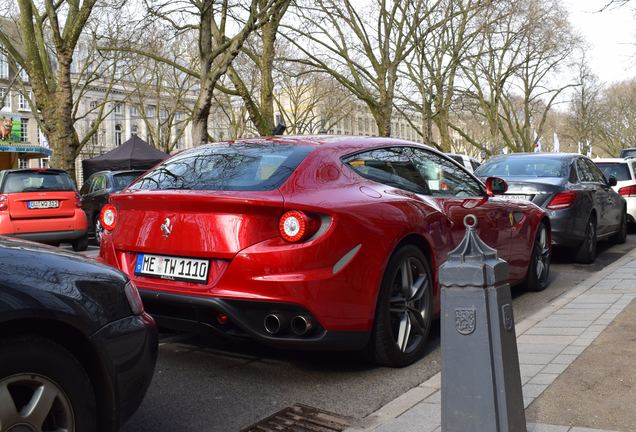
[0,236,132,333]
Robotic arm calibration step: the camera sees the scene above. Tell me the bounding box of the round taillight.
[100,204,117,231]
[279,210,309,242]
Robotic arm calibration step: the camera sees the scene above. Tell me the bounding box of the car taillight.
[546,191,576,210]
[0,194,7,211]
[100,204,118,230]
[75,192,82,208]
[279,210,318,242]
[619,185,636,197]
[124,280,144,315]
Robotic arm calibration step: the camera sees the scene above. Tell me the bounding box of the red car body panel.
[99,136,547,347]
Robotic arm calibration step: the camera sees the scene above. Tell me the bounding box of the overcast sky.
[564,0,636,83]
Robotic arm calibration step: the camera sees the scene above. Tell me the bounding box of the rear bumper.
[140,289,370,351]
[545,207,587,247]
[8,229,87,243]
[625,197,636,223]
[91,313,158,429]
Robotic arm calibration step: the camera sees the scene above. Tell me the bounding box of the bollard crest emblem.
[455,308,476,335]
[502,304,513,331]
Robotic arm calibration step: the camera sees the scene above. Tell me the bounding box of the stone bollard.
[440,214,526,432]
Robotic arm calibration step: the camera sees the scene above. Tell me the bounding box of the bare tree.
[596,80,636,155]
[283,0,444,137]
[566,56,603,155]
[102,0,288,147]
[0,0,118,179]
[398,0,484,151]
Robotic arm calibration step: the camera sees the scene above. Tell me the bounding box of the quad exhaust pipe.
[291,315,313,336]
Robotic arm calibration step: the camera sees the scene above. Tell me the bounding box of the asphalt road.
[68,233,636,431]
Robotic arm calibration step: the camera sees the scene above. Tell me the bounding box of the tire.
[0,336,97,432]
[72,234,89,252]
[94,215,104,246]
[611,210,627,244]
[522,222,551,292]
[576,216,597,264]
[367,245,433,368]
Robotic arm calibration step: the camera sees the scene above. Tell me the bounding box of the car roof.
[202,135,438,154]
[594,158,631,163]
[487,152,580,160]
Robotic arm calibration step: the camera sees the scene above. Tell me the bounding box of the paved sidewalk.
[347,247,636,432]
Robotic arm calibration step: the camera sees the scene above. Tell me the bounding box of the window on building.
[113,102,122,115]
[18,158,28,169]
[20,118,28,142]
[19,68,29,82]
[147,105,156,117]
[0,88,10,112]
[89,100,98,110]
[114,124,122,146]
[18,92,30,111]
[0,52,8,79]
[39,158,49,169]
[130,106,138,117]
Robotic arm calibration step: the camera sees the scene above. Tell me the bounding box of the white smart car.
[595,157,636,224]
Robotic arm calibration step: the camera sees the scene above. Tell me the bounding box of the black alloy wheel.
[369,245,433,367]
[0,336,96,432]
[576,217,597,264]
[524,223,550,292]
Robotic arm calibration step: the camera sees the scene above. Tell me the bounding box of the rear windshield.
[1,171,75,193]
[620,149,636,158]
[475,157,568,178]
[129,143,313,191]
[113,172,142,190]
[596,163,632,181]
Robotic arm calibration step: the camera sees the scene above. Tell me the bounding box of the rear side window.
[113,172,141,190]
[1,171,75,193]
[343,148,429,194]
[130,143,313,191]
[596,163,632,181]
[476,157,568,177]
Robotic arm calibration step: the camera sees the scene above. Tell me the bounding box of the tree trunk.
[259,20,276,135]
[434,109,452,152]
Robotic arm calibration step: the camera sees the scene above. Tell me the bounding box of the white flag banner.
[553,132,560,153]
[577,141,582,154]
[587,140,593,158]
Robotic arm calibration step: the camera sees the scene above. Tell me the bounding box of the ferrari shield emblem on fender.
[160,218,172,238]
[455,308,476,335]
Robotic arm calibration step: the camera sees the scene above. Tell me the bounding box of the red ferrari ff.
[99,136,550,367]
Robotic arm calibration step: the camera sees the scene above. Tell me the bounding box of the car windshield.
[129,143,313,191]
[1,171,75,193]
[596,163,632,181]
[113,172,143,191]
[475,157,568,178]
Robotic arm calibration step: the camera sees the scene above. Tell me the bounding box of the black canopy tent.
[81,134,168,182]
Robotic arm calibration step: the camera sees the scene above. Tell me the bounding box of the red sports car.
[99,136,550,367]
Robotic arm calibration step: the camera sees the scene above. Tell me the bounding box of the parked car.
[594,158,636,224]
[80,170,145,244]
[475,153,626,263]
[619,148,636,158]
[0,236,158,431]
[446,153,481,173]
[98,136,549,367]
[0,169,89,251]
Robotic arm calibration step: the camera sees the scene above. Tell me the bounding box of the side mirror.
[608,176,617,187]
[486,176,508,196]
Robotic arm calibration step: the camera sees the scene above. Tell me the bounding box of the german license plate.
[135,254,209,284]
[28,200,59,209]
[498,194,532,201]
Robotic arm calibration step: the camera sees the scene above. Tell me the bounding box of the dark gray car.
[80,170,145,244]
[475,153,627,263]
